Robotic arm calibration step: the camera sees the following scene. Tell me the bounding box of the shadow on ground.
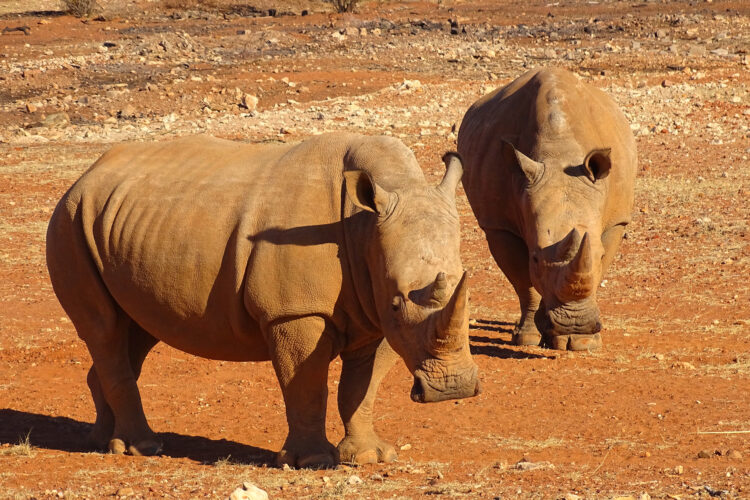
[469,318,551,359]
[0,408,275,465]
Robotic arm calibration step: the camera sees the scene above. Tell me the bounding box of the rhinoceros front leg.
[484,229,542,346]
[336,337,399,464]
[268,316,338,468]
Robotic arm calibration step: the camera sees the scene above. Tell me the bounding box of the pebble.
[347,474,363,485]
[115,487,135,497]
[228,482,268,500]
[726,449,743,460]
[242,94,258,111]
[698,449,713,458]
[25,102,37,113]
[400,443,412,450]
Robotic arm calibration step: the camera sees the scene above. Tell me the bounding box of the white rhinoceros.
[46,133,479,467]
[458,67,638,351]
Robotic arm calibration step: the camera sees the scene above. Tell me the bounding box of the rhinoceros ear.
[343,170,393,215]
[501,139,544,186]
[584,148,612,182]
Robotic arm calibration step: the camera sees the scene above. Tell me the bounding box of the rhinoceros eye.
[391,296,403,312]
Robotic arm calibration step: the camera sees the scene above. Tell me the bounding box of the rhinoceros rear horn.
[429,271,450,306]
[501,139,544,186]
[437,152,464,197]
[436,272,469,345]
[555,228,583,262]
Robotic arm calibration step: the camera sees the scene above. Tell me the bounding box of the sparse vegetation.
[0,431,35,457]
[327,0,360,13]
[60,0,97,17]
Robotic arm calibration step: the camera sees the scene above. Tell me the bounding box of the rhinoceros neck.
[340,201,383,340]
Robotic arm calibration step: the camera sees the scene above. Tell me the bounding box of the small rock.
[399,443,412,450]
[115,487,134,497]
[655,29,668,39]
[347,475,363,485]
[639,493,651,500]
[241,94,259,111]
[25,102,37,113]
[564,494,581,500]
[674,465,683,475]
[726,449,743,460]
[710,48,728,57]
[118,105,136,119]
[370,473,384,481]
[661,79,674,88]
[229,483,268,500]
[698,449,713,459]
[42,112,70,128]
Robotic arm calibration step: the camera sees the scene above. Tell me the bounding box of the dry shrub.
[327,0,360,13]
[60,0,98,17]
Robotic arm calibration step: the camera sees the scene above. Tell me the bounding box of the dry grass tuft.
[326,0,360,13]
[0,431,35,457]
[60,0,98,17]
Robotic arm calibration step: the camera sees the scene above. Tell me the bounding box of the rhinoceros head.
[502,140,612,348]
[344,153,479,403]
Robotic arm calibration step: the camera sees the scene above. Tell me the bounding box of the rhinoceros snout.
[410,368,480,403]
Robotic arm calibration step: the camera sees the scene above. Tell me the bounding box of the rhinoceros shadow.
[0,408,275,465]
[469,319,550,359]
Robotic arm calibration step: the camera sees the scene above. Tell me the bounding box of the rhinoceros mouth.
[410,367,480,403]
[535,301,603,351]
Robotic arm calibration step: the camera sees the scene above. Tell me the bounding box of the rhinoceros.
[46,133,480,467]
[458,67,637,351]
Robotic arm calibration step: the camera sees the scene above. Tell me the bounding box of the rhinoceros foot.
[108,437,163,456]
[277,439,338,469]
[544,332,602,351]
[511,322,543,346]
[337,434,397,464]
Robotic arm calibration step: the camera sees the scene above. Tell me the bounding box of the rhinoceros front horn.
[558,232,595,301]
[435,272,469,347]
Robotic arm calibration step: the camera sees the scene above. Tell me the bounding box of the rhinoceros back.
[47,134,364,360]
[458,67,637,232]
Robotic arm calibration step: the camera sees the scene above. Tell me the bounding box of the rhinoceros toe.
[276,441,338,469]
[107,437,162,456]
[545,332,602,351]
[337,435,397,464]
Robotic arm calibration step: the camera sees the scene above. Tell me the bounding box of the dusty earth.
[1,0,749,498]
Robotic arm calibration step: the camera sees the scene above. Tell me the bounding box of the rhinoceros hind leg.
[85,323,160,454]
[269,316,338,468]
[337,338,399,464]
[86,366,114,450]
[484,229,542,345]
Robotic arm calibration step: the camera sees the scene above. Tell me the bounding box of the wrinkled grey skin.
[46,133,479,468]
[458,68,637,350]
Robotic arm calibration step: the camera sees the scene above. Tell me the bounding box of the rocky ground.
[1,0,749,498]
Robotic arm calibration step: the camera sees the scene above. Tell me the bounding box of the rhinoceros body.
[458,68,637,350]
[46,133,479,467]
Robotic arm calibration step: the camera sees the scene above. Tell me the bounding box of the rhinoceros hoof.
[546,332,602,351]
[511,331,542,346]
[108,438,162,456]
[277,442,338,469]
[337,436,397,464]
